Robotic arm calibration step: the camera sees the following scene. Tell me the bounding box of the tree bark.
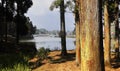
[79,0,104,71]
[104,4,111,66]
[75,18,80,66]
[75,0,81,66]
[60,0,67,56]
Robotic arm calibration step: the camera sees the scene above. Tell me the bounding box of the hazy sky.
[26,0,75,31]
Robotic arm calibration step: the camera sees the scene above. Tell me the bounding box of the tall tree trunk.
[114,0,119,59]
[79,0,104,71]
[60,0,67,56]
[104,4,111,66]
[5,16,7,42]
[0,0,5,42]
[16,2,21,44]
[5,5,7,42]
[0,13,4,43]
[75,16,80,66]
[0,8,1,38]
[16,14,19,44]
[75,0,80,66]
[16,20,19,44]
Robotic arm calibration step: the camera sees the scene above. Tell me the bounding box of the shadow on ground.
[48,52,75,64]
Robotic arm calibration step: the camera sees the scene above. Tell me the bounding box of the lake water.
[20,36,76,50]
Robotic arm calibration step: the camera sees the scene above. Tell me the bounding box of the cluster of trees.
[0,0,119,70]
[76,0,120,71]
[51,0,120,71]
[104,0,119,66]
[0,0,35,44]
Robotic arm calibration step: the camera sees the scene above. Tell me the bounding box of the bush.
[37,47,50,60]
[19,42,37,58]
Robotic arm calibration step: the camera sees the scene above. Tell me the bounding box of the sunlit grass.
[0,63,31,71]
[0,53,31,71]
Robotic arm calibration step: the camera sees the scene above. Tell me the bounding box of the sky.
[25,0,75,31]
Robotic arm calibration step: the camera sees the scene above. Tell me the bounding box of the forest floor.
[33,50,120,71]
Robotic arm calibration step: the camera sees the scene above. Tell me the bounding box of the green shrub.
[37,47,50,60]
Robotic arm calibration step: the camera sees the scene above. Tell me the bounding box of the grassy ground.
[0,42,37,71]
[0,53,31,71]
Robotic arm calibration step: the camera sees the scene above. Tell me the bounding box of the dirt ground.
[33,50,120,71]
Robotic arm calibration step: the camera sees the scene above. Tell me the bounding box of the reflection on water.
[20,36,75,50]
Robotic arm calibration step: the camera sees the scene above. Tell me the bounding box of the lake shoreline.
[20,36,76,50]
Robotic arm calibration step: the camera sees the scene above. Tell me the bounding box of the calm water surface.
[20,36,76,50]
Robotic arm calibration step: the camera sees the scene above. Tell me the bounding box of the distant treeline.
[35,28,75,36]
